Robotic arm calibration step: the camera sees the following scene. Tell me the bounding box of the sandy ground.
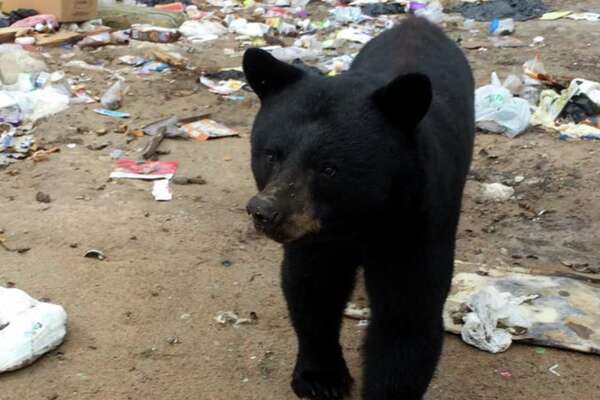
[1,1,600,399]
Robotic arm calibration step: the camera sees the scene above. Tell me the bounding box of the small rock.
[480,183,514,202]
[180,313,191,320]
[69,243,79,248]
[35,191,51,203]
[514,175,525,183]
[221,260,233,267]
[96,128,108,136]
[87,142,110,151]
[166,336,181,345]
[172,175,207,185]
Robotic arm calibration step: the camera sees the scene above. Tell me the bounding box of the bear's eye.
[264,150,277,165]
[320,165,337,177]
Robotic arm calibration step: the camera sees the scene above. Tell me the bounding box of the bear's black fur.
[243,16,474,400]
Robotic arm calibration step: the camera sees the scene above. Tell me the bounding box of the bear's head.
[243,48,432,243]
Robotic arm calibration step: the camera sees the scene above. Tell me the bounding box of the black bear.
[243,16,474,400]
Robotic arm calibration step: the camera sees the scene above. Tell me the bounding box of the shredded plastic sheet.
[444,270,600,355]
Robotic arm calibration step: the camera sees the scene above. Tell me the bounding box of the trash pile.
[475,56,600,140]
[0,0,598,170]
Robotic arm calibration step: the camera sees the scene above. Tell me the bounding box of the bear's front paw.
[291,367,353,400]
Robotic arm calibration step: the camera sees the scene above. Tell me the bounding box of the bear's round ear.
[243,48,304,100]
[372,73,432,133]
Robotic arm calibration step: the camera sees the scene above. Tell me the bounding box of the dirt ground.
[2,1,600,399]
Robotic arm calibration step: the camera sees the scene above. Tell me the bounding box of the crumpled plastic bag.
[0,287,68,373]
[226,17,269,37]
[461,286,532,353]
[475,72,531,138]
[2,84,70,123]
[179,20,227,43]
[0,45,48,85]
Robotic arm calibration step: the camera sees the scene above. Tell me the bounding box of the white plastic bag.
[414,1,445,25]
[268,47,321,62]
[179,20,227,43]
[461,286,531,353]
[0,44,48,85]
[0,287,67,373]
[475,72,531,138]
[227,17,269,37]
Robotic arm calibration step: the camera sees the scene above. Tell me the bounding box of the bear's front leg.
[282,241,361,400]
[362,244,453,400]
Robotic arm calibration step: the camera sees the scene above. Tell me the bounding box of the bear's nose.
[246,195,282,228]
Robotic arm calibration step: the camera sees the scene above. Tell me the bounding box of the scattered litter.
[84,249,106,260]
[152,179,173,201]
[360,3,405,17]
[489,18,514,36]
[110,160,179,201]
[344,303,371,320]
[560,260,598,274]
[11,14,58,31]
[414,1,445,25]
[227,18,269,37]
[480,182,515,202]
[559,124,600,141]
[131,24,181,43]
[143,115,179,137]
[268,46,321,62]
[119,55,147,67]
[94,109,131,119]
[215,311,257,327]
[497,369,513,379]
[99,4,186,30]
[540,11,572,21]
[549,364,561,377]
[65,60,110,72]
[110,160,178,180]
[0,287,67,373]
[110,149,126,160]
[460,286,534,353]
[331,7,368,24]
[0,45,47,85]
[182,119,239,141]
[151,49,188,69]
[336,27,372,44]
[101,80,128,111]
[567,13,600,22]
[179,20,227,43]
[199,76,244,95]
[138,61,170,74]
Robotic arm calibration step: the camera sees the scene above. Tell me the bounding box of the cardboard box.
[1,0,97,22]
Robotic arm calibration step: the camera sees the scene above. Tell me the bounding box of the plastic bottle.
[101,80,127,110]
[490,18,515,36]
